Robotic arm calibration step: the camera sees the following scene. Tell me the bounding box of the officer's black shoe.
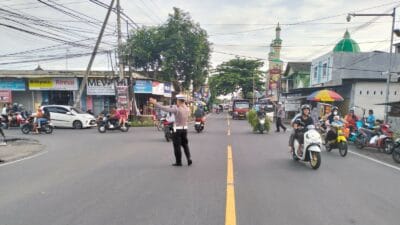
[188,159,192,166]
[172,163,182,166]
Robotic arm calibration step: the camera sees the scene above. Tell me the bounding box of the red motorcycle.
[355,123,394,154]
[163,120,174,142]
[194,117,205,133]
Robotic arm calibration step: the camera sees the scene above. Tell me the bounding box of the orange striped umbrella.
[307,89,344,102]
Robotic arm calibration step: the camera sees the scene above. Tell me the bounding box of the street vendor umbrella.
[307,89,344,102]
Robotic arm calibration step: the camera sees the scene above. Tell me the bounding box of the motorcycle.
[194,117,205,133]
[21,116,53,134]
[292,124,322,170]
[392,138,400,163]
[355,123,394,154]
[97,115,130,133]
[326,124,348,157]
[256,114,267,134]
[157,116,167,131]
[163,120,174,142]
[347,120,363,144]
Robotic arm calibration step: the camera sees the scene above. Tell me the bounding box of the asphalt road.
[0,113,399,225]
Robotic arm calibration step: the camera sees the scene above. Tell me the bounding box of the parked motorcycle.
[21,116,53,134]
[163,120,174,142]
[292,124,322,170]
[326,124,348,157]
[194,118,205,133]
[355,122,394,154]
[97,115,130,133]
[392,138,400,163]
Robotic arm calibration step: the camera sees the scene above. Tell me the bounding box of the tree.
[123,8,211,92]
[123,27,163,79]
[160,7,211,92]
[209,58,265,100]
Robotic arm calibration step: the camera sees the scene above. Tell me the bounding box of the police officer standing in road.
[149,94,192,167]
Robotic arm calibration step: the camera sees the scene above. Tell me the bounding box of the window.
[55,107,69,114]
[313,66,318,81]
[373,91,376,95]
[44,107,57,113]
[395,91,398,95]
[322,63,327,81]
[367,90,369,95]
[360,91,362,95]
[381,91,383,95]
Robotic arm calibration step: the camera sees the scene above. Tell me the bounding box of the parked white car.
[41,105,96,129]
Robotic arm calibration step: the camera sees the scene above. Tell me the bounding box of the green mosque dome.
[333,30,360,53]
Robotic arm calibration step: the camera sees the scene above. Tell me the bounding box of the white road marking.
[349,150,400,172]
[0,151,48,167]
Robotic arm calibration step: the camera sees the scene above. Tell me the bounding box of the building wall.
[311,52,400,87]
[310,52,334,85]
[353,81,400,119]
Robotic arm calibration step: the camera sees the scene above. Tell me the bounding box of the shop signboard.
[164,83,172,97]
[116,86,128,105]
[29,78,78,90]
[152,81,164,95]
[87,78,115,96]
[134,80,152,94]
[0,90,12,103]
[0,78,26,91]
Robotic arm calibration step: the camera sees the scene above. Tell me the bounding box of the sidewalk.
[0,137,44,163]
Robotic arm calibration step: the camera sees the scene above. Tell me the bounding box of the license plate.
[195,122,201,125]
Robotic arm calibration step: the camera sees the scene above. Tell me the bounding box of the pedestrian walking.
[275,102,287,132]
[149,95,192,167]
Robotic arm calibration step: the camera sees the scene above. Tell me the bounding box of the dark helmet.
[300,104,311,114]
[331,106,339,112]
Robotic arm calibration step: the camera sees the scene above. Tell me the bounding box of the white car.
[41,105,96,129]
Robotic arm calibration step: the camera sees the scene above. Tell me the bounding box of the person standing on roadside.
[275,102,287,132]
[149,95,192,167]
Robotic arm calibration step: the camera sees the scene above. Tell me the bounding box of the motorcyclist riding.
[194,105,205,121]
[325,106,347,144]
[289,104,314,157]
[109,106,121,127]
[344,109,359,132]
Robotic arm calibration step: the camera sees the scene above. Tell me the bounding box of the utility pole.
[126,20,137,116]
[347,8,396,123]
[117,0,124,81]
[73,0,115,108]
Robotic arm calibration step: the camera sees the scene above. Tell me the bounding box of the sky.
[1,0,400,72]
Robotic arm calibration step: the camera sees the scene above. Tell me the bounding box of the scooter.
[163,121,174,142]
[347,120,363,144]
[97,115,130,133]
[355,123,394,154]
[21,117,53,134]
[326,124,348,157]
[392,138,400,163]
[194,117,205,133]
[292,124,322,170]
[256,114,267,134]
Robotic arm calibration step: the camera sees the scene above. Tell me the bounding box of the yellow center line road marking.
[225,145,237,225]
